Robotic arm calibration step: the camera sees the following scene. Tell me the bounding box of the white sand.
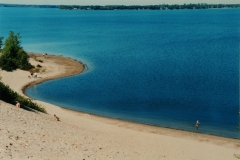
[0,54,239,160]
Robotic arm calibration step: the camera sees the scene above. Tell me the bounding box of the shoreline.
[22,53,85,94]
[1,52,239,159]
[59,102,239,140]
[14,53,240,140]
[21,53,239,141]
[22,54,237,140]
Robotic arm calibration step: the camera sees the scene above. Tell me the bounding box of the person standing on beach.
[196,120,200,132]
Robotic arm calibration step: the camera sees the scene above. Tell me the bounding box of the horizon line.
[1,3,240,6]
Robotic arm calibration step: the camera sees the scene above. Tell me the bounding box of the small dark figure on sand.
[196,120,200,132]
[30,72,33,77]
[54,114,60,121]
[43,53,47,58]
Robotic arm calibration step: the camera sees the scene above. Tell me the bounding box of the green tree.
[0,31,33,71]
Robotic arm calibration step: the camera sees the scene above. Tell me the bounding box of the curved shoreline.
[22,53,85,94]
[1,52,240,159]
[23,53,238,139]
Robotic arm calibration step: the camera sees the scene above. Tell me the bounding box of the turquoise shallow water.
[0,7,239,138]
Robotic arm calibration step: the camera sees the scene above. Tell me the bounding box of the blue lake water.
[0,7,239,138]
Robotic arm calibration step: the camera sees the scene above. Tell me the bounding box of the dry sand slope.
[0,101,166,160]
[0,100,86,160]
[1,100,240,160]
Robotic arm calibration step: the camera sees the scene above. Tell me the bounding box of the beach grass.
[234,154,240,159]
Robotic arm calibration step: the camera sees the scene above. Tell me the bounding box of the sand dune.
[0,54,239,160]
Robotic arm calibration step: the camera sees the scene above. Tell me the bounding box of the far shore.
[0,52,239,160]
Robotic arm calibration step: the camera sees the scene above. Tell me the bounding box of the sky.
[0,0,239,5]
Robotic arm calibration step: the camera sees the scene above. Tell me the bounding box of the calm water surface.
[0,7,239,138]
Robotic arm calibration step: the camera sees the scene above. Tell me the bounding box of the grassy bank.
[0,79,46,113]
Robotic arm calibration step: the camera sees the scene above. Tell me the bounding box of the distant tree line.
[1,3,239,10]
[0,4,59,8]
[59,4,240,10]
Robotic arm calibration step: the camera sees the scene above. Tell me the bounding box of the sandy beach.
[0,53,239,160]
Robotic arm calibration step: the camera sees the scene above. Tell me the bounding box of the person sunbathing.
[16,101,20,108]
[54,114,60,121]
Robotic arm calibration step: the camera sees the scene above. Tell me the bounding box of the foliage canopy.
[0,31,33,71]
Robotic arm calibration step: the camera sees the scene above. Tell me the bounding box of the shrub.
[0,31,33,71]
[0,81,46,113]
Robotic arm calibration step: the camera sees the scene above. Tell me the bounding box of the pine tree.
[0,31,33,71]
